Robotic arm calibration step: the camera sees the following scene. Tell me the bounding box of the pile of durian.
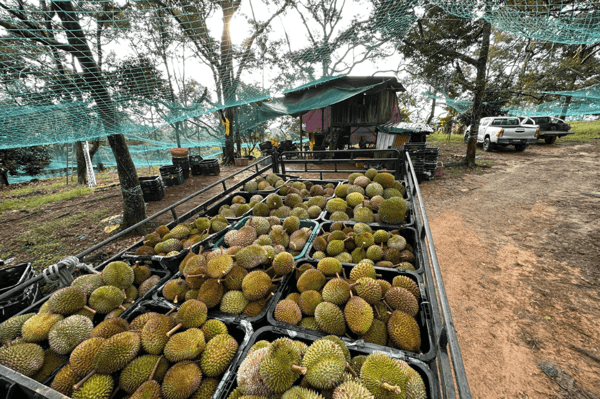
[49,307,238,398]
[132,216,229,257]
[243,173,286,192]
[278,180,338,198]
[228,335,427,399]
[273,258,422,353]
[310,222,416,270]
[158,215,315,316]
[326,170,409,224]
[0,261,161,386]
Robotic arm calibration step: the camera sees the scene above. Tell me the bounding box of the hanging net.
[0,0,599,181]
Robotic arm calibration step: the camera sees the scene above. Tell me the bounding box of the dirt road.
[422,142,600,398]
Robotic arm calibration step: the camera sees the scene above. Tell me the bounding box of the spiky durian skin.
[333,381,374,399]
[200,334,238,377]
[259,338,303,393]
[93,331,141,374]
[314,302,346,336]
[102,261,135,289]
[237,347,271,396]
[21,313,64,343]
[164,328,206,362]
[119,354,169,394]
[70,337,105,377]
[51,364,79,396]
[48,315,94,355]
[302,339,346,389]
[0,313,34,345]
[360,353,408,399]
[387,310,421,353]
[161,361,203,399]
[131,380,162,399]
[72,374,114,399]
[0,343,44,376]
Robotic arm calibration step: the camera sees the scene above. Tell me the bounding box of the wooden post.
[66,144,69,185]
[299,115,303,152]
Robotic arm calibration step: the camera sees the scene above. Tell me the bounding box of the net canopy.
[505,96,600,117]
[422,91,474,114]
[0,0,598,158]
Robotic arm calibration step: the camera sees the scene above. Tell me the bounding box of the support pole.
[299,115,303,152]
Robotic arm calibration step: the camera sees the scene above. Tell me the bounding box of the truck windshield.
[491,118,519,126]
[532,117,551,123]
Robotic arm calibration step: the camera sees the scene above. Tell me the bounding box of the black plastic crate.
[218,325,440,399]
[0,364,67,399]
[172,156,190,179]
[153,272,291,324]
[266,259,436,363]
[321,203,414,229]
[306,222,422,274]
[122,227,230,274]
[200,159,220,176]
[159,165,184,187]
[122,300,253,398]
[0,263,39,322]
[139,176,164,202]
[15,261,170,324]
[201,192,269,223]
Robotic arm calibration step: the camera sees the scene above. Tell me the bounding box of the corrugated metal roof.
[378,122,434,134]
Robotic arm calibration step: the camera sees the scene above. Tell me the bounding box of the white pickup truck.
[465,116,539,152]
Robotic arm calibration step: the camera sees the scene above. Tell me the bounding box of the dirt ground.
[423,140,600,398]
[1,141,599,398]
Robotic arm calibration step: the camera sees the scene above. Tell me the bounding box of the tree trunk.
[426,94,436,125]
[54,0,146,231]
[466,20,492,167]
[75,141,87,185]
[0,170,8,186]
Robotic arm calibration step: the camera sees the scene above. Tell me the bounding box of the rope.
[41,256,96,289]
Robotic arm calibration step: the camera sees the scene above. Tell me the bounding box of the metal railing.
[406,153,472,399]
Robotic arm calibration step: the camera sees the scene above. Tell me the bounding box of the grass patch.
[564,120,600,141]
[0,186,36,198]
[450,167,463,177]
[0,186,93,212]
[4,208,110,271]
[428,131,466,145]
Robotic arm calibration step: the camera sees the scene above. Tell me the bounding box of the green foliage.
[0,186,93,212]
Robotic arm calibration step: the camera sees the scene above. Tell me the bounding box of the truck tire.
[483,137,494,152]
[545,136,557,144]
[515,144,527,152]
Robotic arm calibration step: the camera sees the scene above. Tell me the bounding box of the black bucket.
[190,155,203,176]
[172,156,190,179]
[200,159,220,176]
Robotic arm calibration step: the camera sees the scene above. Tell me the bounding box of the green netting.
[422,91,473,114]
[542,84,600,99]
[0,0,599,156]
[505,96,600,117]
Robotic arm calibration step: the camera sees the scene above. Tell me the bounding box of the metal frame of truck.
[0,150,472,399]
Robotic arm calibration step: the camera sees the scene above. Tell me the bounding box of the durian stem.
[265,266,274,274]
[383,300,394,311]
[374,305,381,318]
[148,356,163,381]
[73,370,95,391]
[165,307,177,316]
[271,277,282,282]
[346,362,357,378]
[382,382,401,394]
[108,386,121,399]
[336,272,341,279]
[376,274,382,278]
[344,333,352,339]
[173,295,179,304]
[342,268,347,279]
[166,323,182,337]
[186,274,206,278]
[291,364,307,375]
[118,305,127,311]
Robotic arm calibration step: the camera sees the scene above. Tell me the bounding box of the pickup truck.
[517,116,572,144]
[464,117,539,152]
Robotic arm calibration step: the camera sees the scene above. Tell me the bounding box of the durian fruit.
[0,313,34,345]
[237,346,270,396]
[236,245,269,269]
[225,226,258,247]
[119,355,169,394]
[90,331,141,377]
[387,310,421,352]
[201,319,228,342]
[349,262,376,280]
[90,318,129,339]
[192,378,220,399]
[392,276,420,300]
[317,258,342,277]
[344,296,373,336]
[168,299,207,336]
[197,279,224,308]
[161,362,203,399]
[142,315,176,355]
[322,278,351,306]
[70,337,106,377]
[242,270,272,301]
[155,238,183,255]
[353,277,382,305]
[298,290,322,316]
[21,313,64,343]
[31,348,66,382]
[72,374,114,399]
[88,285,126,314]
[48,315,94,355]
[246,217,271,235]
[314,302,346,335]
[131,380,162,399]
[47,286,96,316]
[283,216,300,234]
[360,319,388,346]
[296,269,326,293]
[51,364,80,396]
[333,380,374,399]
[384,287,419,317]
[139,275,161,297]
[289,228,312,251]
[220,291,250,314]
[283,386,326,399]
[259,338,304,393]
[71,274,105,296]
[130,312,160,330]
[269,225,290,248]
[102,261,135,289]
[207,254,234,278]
[164,328,205,362]
[200,333,238,377]
[378,197,408,225]
[360,353,408,398]
[162,278,189,304]
[0,342,44,376]
[274,299,302,325]
[302,339,346,389]
[272,252,295,275]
